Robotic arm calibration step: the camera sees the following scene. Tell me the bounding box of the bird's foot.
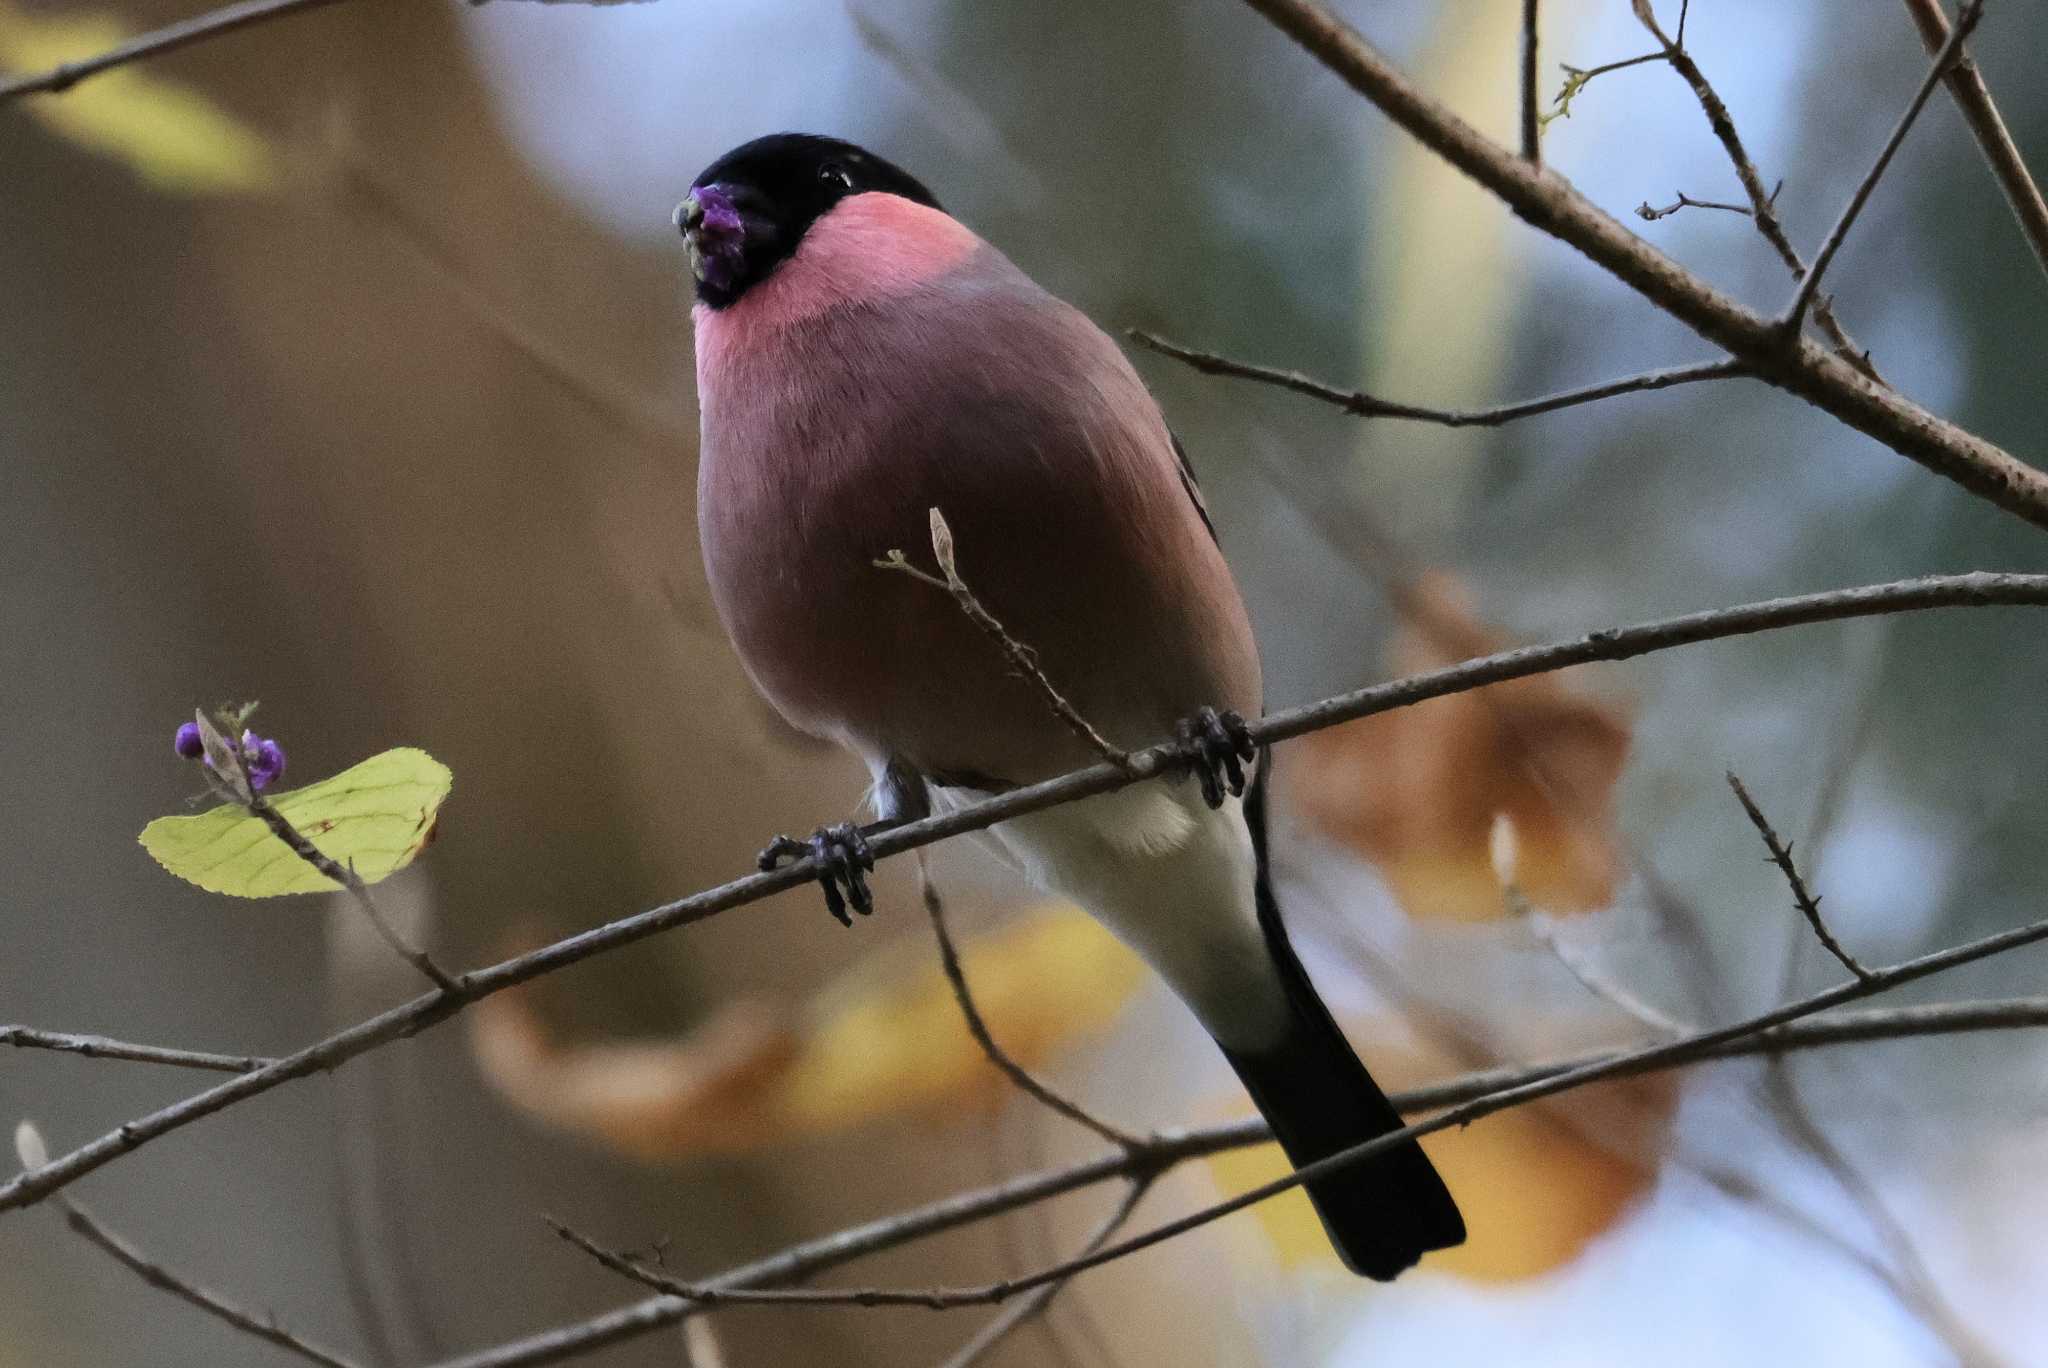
[758,821,876,927]
[1175,706,1256,809]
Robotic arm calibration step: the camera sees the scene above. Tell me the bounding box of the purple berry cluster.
[174,720,286,792]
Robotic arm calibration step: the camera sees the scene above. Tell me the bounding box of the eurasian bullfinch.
[678,132,1464,1279]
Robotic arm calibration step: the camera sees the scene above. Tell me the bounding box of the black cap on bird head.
[675,133,942,309]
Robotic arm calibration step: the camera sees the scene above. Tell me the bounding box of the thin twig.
[1670,1150,1968,1354]
[1637,192,1754,222]
[1727,773,1874,982]
[1753,1068,2003,1365]
[914,1177,1152,1368]
[1527,910,1691,1036]
[0,1026,271,1074]
[930,1185,1150,1368]
[1628,0,1878,379]
[547,1176,1154,1361]
[1519,0,1541,162]
[9,571,2048,1217]
[1902,0,2048,282]
[519,952,2048,1321]
[57,1193,361,1367]
[1743,646,1995,1361]
[1130,330,1744,425]
[918,855,1147,1151]
[1493,827,1682,1033]
[330,1137,402,1368]
[880,509,1135,772]
[0,0,354,101]
[431,992,2048,1368]
[1542,53,1665,131]
[247,798,459,993]
[1783,0,1985,334]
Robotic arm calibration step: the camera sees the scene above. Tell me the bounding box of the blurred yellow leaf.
[1289,573,1631,920]
[139,748,451,897]
[468,902,1145,1159]
[0,3,277,194]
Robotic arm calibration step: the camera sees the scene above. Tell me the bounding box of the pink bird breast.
[693,191,982,371]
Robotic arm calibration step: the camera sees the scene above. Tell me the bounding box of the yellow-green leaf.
[140,748,451,898]
[0,2,278,195]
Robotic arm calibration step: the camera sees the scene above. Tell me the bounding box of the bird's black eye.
[818,162,854,191]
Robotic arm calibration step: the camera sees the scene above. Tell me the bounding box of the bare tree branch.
[1236,0,2048,529]
[499,946,2048,1327]
[7,572,2048,1219]
[0,0,353,102]
[1902,0,2048,281]
[442,998,2048,1368]
[1783,0,1985,333]
[1130,330,1744,426]
[917,855,1146,1150]
[1727,773,1873,982]
[1,1026,271,1075]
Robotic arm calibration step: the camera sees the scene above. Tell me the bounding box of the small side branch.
[918,856,1147,1151]
[1726,773,1873,983]
[1544,53,1665,131]
[247,798,458,993]
[1637,192,1758,222]
[1629,0,1878,378]
[880,509,1134,772]
[0,1026,272,1075]
[1902,0,2048,282]
[0,0,354,102]
[1130,330,1743,426]
[1783,0,1985,333]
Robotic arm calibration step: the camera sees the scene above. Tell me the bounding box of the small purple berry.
[174,722,204,760]
[241,731,287,792]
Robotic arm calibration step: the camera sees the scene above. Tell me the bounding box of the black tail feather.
[1226,764,1465,1280]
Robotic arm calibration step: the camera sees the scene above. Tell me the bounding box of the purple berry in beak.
[679,184,747,292]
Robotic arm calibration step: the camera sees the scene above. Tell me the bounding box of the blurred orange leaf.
[469,902,1144,1161]
[1288,573,1631,920]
